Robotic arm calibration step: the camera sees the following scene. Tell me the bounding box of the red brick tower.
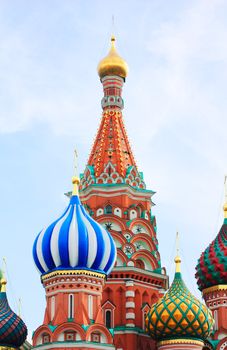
[79,36,168,350]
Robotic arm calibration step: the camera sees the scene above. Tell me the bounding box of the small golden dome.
[97,35,129,80]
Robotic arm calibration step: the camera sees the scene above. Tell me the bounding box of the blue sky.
[0,0,227,340]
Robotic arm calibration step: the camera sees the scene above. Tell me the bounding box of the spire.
[174,232,181,273]
[223,175,227,219]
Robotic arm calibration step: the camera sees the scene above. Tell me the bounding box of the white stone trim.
[126,290,135,297]
[125,281,134,287]
[126,323,135,327]
[126,312,135,319]
[126,302,135,308]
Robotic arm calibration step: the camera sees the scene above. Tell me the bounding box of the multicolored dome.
[97,35,129,80]
[33,177,117,276]
[195,206,227,291]
[145,255,214,342]
[0,274,27,348]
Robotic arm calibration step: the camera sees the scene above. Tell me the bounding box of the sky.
[0,0,227,341]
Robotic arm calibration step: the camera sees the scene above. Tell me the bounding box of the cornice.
[158,338,204,346]
[41,269,105,282]
[203,284,227,295]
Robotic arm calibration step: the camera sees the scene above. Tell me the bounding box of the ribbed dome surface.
[145,267,214,342]
[195,219,227,291]
[33,191,116,276]
[0,288,27,348]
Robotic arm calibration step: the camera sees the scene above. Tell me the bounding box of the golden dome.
[97,35,129,80]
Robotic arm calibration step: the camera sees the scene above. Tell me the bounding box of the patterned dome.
[33,177,116,276]
[145,256,214,342]
[195,209,227,291]
[0,275,27,348]
[97,35,128,79]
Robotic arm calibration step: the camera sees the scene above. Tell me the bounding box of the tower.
[195,183,227,350]
[79,36,168,350]
[146,248,214,350]
[32,177,117,349]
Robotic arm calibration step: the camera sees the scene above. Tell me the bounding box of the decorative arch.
[116,248,128,265]
[33,325,52,346]
[86,324,113,344]
[52,322,86,341]
[131,234,156,251]
[132,250,158,271]
[99,215,125,232]
[129,219,155,237]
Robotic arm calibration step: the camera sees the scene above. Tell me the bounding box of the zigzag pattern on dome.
[195,220,227,291]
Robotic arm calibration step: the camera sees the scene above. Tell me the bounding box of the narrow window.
[51,296,55,321]
[88,295,93,319]
[105,310,112,328]
[105,205,112,214]
[214,310,218,330]
[68,294,74,319]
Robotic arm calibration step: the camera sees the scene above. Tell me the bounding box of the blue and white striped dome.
[33,179,116,276]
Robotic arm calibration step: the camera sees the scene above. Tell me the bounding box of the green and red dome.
[195,215,227,291]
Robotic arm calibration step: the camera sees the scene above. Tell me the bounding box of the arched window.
[88,295,93,319]
[105,205,112,214]
[68,294,74,319]
[105,310,112,328]
[51,296,55,321]
[135,259,145,269]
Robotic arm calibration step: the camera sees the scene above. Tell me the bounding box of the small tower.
[0,270,27,349]
[146,241,214,350]
[32,176,117,349]
[80,35,168,350]
[195,181,227,348]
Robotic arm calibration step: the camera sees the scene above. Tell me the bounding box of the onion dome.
[33,176,116,276]
[97,35,129,80]
[0,273,27,348]
[145,254,214,342]
[195,202,227,291]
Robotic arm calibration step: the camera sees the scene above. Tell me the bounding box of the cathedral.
[0,36,226,350]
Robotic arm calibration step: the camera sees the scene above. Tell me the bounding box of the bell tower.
[79,36,168,350]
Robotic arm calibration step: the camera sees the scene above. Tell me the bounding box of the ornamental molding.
[203,285,227,295]
[41,269,105,282]
[158,339,204,346]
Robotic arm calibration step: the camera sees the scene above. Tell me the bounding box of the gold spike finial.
[174,232,181,273]
[72,176,80,196]
[72,149,80,195]
[223,176,227,218]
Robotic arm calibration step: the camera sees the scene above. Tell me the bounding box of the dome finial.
[72,149,80,196]
[174,232,181,273]
[223,175,227,219]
